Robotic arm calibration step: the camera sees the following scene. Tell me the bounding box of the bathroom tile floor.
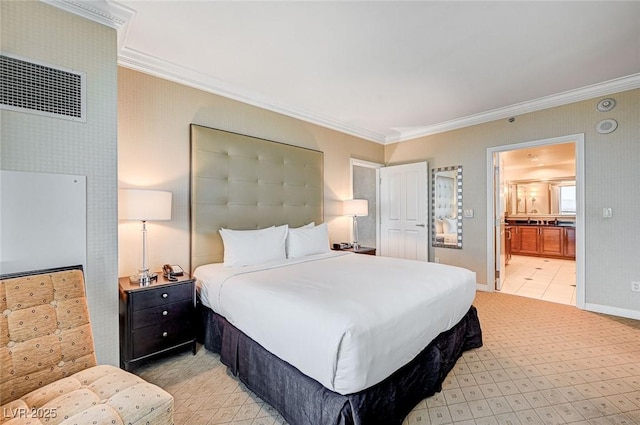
[501,255,576,305]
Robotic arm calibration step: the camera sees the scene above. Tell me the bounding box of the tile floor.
[135,291,640,425]
[500,255,576,305]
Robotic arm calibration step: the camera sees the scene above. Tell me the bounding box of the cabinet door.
[564,227,576,258]
[518,226,540,255]
[540,227,564,256]
[505,227,512,263]
[511,227,522,253]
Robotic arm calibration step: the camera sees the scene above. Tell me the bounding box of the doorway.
[379,162,429,261]
[350,158,383,251]
[487,134,585,309]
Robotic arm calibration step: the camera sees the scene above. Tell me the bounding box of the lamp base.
[129,271,158,286]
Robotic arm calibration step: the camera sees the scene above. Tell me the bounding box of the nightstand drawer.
[130,281,192,311]
[132,299,193,330]
[131,321,192,358]
[120,274,197,371]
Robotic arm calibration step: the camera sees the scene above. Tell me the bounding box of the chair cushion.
[0,365,173,425]
[1,269,97,402]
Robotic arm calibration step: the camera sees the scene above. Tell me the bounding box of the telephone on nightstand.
[163,264,184,279]
[332,242,352,250]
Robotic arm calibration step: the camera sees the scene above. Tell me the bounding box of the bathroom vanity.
[506,218,575,260]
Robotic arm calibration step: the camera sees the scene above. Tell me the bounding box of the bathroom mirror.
[432,165,462,249]
[507,179,576,216]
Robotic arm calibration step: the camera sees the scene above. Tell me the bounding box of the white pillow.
[219,225,288,267]
[286,222,314,254]
[287,222,331,258]
[444,218,458,234]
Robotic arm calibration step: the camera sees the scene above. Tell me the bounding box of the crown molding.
[41,0,135,50]
[118,47,389,143]
[43,1,640,146]
[390,73,640,144]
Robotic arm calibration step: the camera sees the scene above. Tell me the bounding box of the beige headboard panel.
[190,125,324,271]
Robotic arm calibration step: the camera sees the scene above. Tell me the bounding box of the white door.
[494,154,507,290]
[380,162,429,261]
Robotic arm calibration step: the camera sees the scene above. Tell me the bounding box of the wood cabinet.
[505,226,512,264]
[517,226,541,255]
[540,226,564,256]
[119,274,196,371]
[564,227,576,258]
[509,225,575,259]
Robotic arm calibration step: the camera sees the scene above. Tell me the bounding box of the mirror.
[507,179,576,216]
[432,165,462,249]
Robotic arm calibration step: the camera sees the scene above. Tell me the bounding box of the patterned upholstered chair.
[0,266,173,425]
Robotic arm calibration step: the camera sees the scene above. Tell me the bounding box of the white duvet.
[195,251,476,395]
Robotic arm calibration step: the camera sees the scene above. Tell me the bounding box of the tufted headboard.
[190,125,324,271]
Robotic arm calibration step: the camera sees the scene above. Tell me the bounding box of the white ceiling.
[53,1,640,144]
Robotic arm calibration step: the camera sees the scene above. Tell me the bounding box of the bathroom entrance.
[488,134,584,307]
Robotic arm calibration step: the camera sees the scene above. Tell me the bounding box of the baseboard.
[584,303,640,320]
[476,283,489,292]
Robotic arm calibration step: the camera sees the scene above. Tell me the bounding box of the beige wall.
[117,68,384,277]
[1,1,119,364]
[385,88,640,316]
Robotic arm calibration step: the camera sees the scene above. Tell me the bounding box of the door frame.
[350,158,384,251]
[486,134,585,309]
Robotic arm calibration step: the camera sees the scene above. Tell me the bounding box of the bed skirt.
[196,302,482,425]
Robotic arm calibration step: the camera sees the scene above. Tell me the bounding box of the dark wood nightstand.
[333,246,376,255]
[119,273,196,371]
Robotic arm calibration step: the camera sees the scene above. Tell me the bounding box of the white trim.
[41,0,135,50]
[118,47,389,144]
[350,159,384,253]
[350,158,385,170]
[486,134,585,310]
[585,303,640,321]
[119,49,640,145]
[394,75,639,143]
[45,1,640,145]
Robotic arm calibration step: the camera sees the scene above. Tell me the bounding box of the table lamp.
[343,199,368,250]
[119,189,172,285]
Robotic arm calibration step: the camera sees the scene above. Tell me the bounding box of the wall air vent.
[1,53,86,122]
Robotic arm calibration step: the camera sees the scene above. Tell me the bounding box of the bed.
[190,125,482,425]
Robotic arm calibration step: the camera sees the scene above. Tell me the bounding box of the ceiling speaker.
[596,119,618,134]
[596,98,616,112]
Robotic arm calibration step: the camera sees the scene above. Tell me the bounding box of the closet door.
[379,162,428,261]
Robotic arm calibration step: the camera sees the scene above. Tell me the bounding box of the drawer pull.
[162,331,168,337]
[162,310,168,316]
[162,293,168,299]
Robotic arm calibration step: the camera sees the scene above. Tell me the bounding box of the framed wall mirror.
[432,165,463,249]
[506,179,576,216]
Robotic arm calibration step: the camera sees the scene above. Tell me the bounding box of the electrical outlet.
[435,257,440,263]
[632,281,640,292]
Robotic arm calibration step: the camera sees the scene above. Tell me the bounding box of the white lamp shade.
[119,189,172,221]
[343,199,368,217]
